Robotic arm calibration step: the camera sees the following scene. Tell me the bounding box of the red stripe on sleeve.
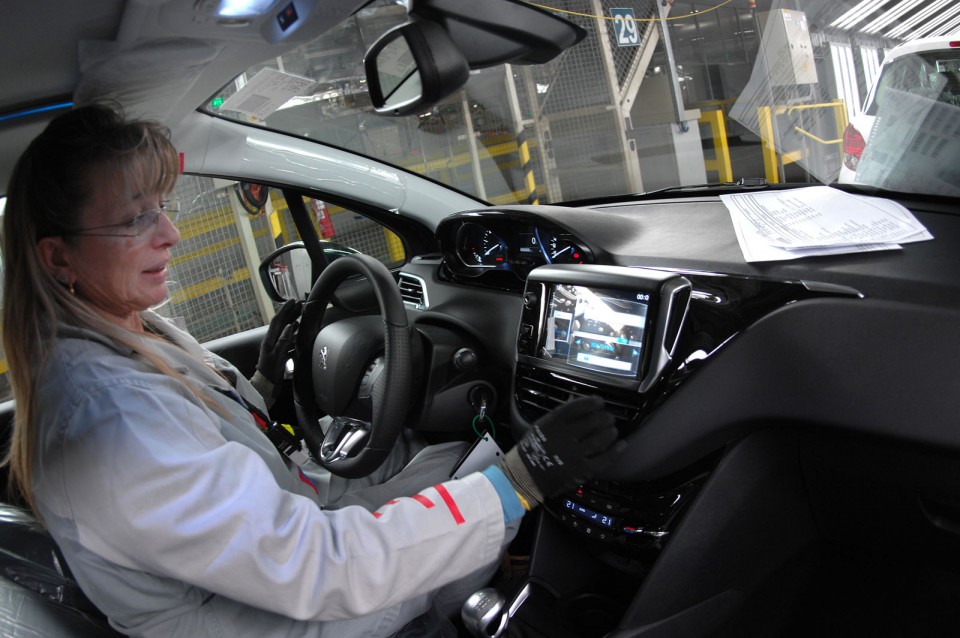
[412,494,435,509]
[297,468,318,495]
[433,484,465,525]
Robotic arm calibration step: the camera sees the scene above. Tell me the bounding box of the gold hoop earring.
[58,277,75,295]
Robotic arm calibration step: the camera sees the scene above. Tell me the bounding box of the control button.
[522,291,538,308]
[453,348,478,370]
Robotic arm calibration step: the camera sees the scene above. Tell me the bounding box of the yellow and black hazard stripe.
[517,128,539,205]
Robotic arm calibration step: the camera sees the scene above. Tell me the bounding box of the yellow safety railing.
[384,228,405,264]
[757,99,848,184]
[698,108,734,183]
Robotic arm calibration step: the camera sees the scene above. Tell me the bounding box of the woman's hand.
[497,395,625,509]
[255,299,303,399]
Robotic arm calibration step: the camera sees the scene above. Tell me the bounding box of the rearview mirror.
[365,0,585,116]
[365,20,468,116]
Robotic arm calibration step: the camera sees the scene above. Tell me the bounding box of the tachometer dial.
[456,222,508,268]
[546,237,586,263]
[536,228,589,264]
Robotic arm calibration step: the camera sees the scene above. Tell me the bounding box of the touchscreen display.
[540,284,649,378]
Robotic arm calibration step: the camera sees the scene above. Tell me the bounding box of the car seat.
[0,501,123,637]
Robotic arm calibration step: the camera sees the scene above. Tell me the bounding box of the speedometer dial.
[456,222,508,268]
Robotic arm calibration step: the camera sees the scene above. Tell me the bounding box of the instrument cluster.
[437,211,593,290]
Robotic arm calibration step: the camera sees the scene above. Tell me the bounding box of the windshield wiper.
[560,178,780,207]
[636,177,770,198]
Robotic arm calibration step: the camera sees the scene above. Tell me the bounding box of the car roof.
[0,2,123,198]
[885,34,960,60]
[0,0,368,199]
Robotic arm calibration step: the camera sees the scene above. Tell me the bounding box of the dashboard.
[421,199,960,554]
[435,197,960,309]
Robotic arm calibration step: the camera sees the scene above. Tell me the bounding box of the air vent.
[398,272,428,309]
[514,364,644,429]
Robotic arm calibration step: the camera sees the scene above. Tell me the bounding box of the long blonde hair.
[2,104,184,515]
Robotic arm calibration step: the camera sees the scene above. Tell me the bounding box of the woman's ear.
[36,236,74,285]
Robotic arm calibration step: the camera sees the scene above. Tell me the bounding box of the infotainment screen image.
[540,284,650,378]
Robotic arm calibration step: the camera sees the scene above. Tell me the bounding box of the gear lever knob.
[461,588,508,638]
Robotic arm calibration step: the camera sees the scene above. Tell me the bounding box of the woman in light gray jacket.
[1,104,622,637]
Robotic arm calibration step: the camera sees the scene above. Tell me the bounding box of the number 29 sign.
[611,8,642,47]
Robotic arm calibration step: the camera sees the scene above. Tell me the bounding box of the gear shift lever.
[461,588,508,638]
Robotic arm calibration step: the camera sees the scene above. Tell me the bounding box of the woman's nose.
[155,209,181,247]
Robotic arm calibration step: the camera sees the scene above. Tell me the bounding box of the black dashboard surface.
[438,197,960,308]
[423,194,960,483]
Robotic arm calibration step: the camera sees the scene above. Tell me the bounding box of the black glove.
[251,299,302,404]
[498,395,624,510]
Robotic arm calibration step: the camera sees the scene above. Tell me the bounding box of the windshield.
[206,0,960,203]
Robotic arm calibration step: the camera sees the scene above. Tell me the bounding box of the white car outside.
[839,35,960,185]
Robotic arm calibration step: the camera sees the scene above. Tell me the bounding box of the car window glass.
[870,52,960,114]
[150,176,405,344]
[205,1,960,199]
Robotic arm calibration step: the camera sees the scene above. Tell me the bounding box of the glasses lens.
[162,199,181,224]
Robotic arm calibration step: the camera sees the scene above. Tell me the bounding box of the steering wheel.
[293,254,413,478]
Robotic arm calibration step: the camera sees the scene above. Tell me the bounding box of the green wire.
[472,415,496,439]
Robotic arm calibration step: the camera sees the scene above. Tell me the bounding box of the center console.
[499,264,862,636]
[512,265,703,554]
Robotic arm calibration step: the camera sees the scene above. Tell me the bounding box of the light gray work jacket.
[31,311,507,637]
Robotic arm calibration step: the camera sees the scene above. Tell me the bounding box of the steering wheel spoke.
[320,416,371,463]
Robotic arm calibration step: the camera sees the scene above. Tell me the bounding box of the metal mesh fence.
[155,176,402,343]
[516,1,647,201]
[608,0,661,89]
[155,176,266,341]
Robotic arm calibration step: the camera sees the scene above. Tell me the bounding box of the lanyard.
[217,388,310,467]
